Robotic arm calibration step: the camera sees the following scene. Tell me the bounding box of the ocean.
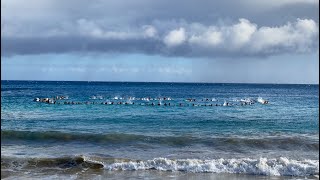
[1,80,319,179]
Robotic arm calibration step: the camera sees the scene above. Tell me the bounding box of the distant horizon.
[2,79,319,85]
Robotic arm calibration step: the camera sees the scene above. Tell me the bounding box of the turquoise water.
[1,81,319,178]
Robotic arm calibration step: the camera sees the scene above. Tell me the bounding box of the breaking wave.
[2,156,319,177]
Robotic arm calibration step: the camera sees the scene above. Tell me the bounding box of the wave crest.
[2,156,319,177]
[91,157,318,176]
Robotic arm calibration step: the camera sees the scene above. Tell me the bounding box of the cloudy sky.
[1,0,319,83]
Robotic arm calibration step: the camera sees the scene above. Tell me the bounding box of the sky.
[1,0,319,83]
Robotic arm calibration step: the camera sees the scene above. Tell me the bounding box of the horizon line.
[1,79,319,85]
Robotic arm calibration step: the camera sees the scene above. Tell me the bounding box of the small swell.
[1,156,104,170]
[1,130,318,151]
[1,130,319,151]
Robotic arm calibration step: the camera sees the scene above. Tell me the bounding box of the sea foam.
[83,156,319,177]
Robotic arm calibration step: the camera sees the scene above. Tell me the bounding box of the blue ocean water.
[1,80,319,178]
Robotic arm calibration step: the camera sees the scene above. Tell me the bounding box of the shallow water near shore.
[1,81,319,179]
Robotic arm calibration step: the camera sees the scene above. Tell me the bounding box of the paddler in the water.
[33,98,40,102]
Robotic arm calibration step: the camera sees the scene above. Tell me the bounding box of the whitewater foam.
[81,157,319,177]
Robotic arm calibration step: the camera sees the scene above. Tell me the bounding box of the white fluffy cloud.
[248,18,318,54]
[189,31,223,47]
[143,25,158,38]
[163,28,186,46]
[184,18,318,56]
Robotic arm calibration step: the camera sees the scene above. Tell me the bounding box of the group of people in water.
[33,96,68,103]
[33,96,269,106]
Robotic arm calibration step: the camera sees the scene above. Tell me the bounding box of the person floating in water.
[33,98,40,102]
[257,97,269,104]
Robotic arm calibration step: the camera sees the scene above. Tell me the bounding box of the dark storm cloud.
[1,37,165,56]
[1,0,319,57]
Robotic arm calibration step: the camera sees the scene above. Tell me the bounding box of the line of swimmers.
[34,96,268,105]
[185,98,218,102]
[33,100,257,106]
[33,96,68,103]
[36,96,262,103]
[83,96,221,101]
[113,97,216,101]
[111,97,257,103]
[113,97,173,101]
